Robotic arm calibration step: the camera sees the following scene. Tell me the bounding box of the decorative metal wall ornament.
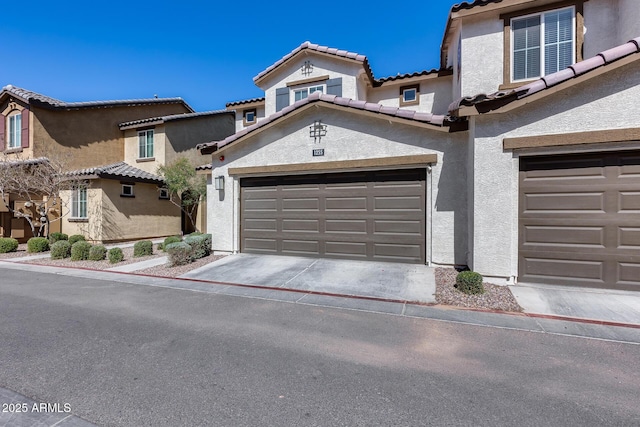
[309,120,327,143]
[301,60,313,76]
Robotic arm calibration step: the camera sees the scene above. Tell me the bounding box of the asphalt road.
[1,267,639,426]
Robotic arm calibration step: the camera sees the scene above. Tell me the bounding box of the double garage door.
[519,151,640,290]
[240,169,426,263]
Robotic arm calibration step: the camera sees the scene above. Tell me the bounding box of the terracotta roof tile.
[253,41,374,84]
[225,97,265,108]
[1,85,193,112]
[67,162,164,184]
[198,92,455,154]
[448,38,640,115]
[451,0,504,13]
[376,68,452,84]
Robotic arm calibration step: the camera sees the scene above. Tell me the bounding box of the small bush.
[108,247,124,264]
[0,237,19,253]
[50,240,72,259]
[165,241,194,266]
[184,233,211,259]
[162,236,182,252]
[48,232,68,244]
[89,244,107,261]
[70,241,92,261]
[456,271,485,295]
[27,237,50,253]
[68,234,86,245]
[157,242,164,251]
[133,240,153,257]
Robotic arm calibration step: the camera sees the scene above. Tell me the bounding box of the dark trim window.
[138,129,154,159]
[243,109,257,126]
[399,84,420,107]
[121,184,135,197]
[159,188,169,199]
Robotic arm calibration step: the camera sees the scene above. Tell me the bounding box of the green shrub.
[165,241,194,266]
[0,237,19,253]
[89,244,107,261]
[50,240,72,259]
[162,235,182,252]
[133,240,153,257]
[68,234,86,245]
[48,232,68,244]
[70,241,92,261]
[157,242,164,251]
[184,233,211,259]
[108,247,124,264]
[456,271,485,295]
[27,237,50,253]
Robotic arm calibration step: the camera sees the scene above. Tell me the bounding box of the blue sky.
[1,1,456,112]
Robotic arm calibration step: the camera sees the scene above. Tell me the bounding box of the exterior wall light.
[214,176,225,190]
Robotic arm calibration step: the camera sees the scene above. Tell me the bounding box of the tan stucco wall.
[30,103,191,170]
[61,179,181,242]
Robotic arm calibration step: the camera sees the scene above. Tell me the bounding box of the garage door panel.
[241,169,426,264]
[522,225,605,248]
[520,151,640,290]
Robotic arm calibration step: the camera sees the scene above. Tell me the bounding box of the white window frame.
[138,129,154,159]
[402,88,417,103]
[294,85,324,102]
[71,187,87,219]
[510,6,575,82]
[7,111,22,149]
[121,184,134,197]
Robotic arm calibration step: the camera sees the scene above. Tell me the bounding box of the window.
[159,188,169,199]
[71,188,87,219]
[121,184,134,197]
[399,84,420,106]
[294,85,323,102]
[138,129,154,159]
[511,7,575,81]
[7,111,21,149]
[243,109,257,126]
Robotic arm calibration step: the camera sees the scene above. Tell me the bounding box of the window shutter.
[275,87,289,111]
[0,115,5,151]
[326,78,342,97]
[21,109,29,148]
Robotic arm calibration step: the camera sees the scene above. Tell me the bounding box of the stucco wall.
[233,106,266,132]
[164,114,234,167]
[260,54,363,117]
[471,59,640,281]
[123,125,167,174]
[31,103,190,170]
[367,76,453,115]
[206,106,468,266]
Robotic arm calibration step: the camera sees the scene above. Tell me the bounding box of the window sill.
[499,80,536,91]
[68,218,88,223]
[136,157,155,163]
[399,100,419,107]
[3,147,23,154]
[120,194,135,198]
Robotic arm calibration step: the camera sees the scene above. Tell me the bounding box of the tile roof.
[226,97,265,108]
[448,37,640,115]
[198,92,461,154]
[0,157,50,167]
[1,85,194,112]
[119,109,232,129]
[253,41,375,85]
[66,162,164,184]
[450,0,503,13]
[376,68,452,84]
[196,163,212,171]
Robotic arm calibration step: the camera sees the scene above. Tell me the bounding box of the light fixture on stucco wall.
[214,176,225,190]
[309,120,327,143]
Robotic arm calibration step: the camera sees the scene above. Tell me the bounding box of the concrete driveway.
[181,253,436,303]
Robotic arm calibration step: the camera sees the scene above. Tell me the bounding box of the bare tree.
[0,153,85,238]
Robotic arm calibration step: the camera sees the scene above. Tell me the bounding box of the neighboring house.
[0,85,234,242]
[199,0,640,292]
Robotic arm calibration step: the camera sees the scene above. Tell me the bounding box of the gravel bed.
[435,267,523,312]
[19,246,161,270]
[136,253,226,278]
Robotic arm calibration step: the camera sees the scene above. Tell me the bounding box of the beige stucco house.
[200,0,640,292]
[0,85,234,242]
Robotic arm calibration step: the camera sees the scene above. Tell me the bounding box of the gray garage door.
[519,151,640,290]
[240,169,426,263]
